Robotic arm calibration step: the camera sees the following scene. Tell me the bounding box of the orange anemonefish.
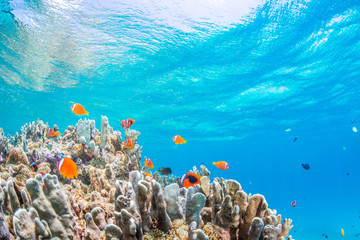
[291,200,297,207]
[121,119,135,128]
[123,139,134,149]
[213,161,229,170]
[144,172,153,178]
[70,103,89,115]
[47,128,61,137]
[57,157,79,179]
[341,228,344,236]
[179,172,201,189]
[29,162,39,172]
[172,135,187,144]
[144,158,154,169]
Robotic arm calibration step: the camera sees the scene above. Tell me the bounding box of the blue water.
[1,0,360,239]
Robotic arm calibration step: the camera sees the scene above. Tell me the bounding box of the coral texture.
[0,118,294,240]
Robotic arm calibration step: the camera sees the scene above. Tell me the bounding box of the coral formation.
[0,117,294,240]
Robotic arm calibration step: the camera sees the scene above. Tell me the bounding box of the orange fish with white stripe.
[144,158,154,169]
[213,161,229,170]
[47,128,61,137]
[172,135,187,144]
[57,157,78,179]
[179,172,201,189]
[70,103,88,115]
[121,119,135,128]
[124,139,134,149]
[144,172,153,178]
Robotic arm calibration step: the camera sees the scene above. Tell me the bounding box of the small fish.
[291,200,297,207]
[120,119,135,128]
[29,162,39,172]
[341,228,344,236]
[293,136,298,142]
[343,146,346,151]
[285,128,292,132]
[353,127,358,132]
[144,158,154,169]
[123,139,134,149]
[302,163,310,170]
[70,103,89,115]
[144,172,153,178]
[159,167,172,175]
[173,135,187,144]
[213,161,229,170]
[346,172,350,176]
[179,172,201,189]
[40,172,48,190]
[47,128,61,137]
[57,157,79,179]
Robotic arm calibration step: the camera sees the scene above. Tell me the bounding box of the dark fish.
[159,167,172,175]
[293,136,298,142]
[302,163,310,170]
[346,172,350,176]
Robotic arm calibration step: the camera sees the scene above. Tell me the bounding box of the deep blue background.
[1,0,360,239]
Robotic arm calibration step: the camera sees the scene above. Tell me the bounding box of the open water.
[1,0,360,239]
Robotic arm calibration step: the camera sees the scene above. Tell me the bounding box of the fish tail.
[183,140,187,143]
[85,111,89,115]
[212,162,216,165]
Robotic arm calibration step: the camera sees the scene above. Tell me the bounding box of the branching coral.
[0,118,294,240]
[26,174,75,240]
[13,208,52,240]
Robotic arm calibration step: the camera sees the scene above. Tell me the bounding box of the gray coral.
[13,208,52,240]
[25,174,75,240]
[185,186,206,228]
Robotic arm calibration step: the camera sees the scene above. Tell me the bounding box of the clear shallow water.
[1,0,360,239]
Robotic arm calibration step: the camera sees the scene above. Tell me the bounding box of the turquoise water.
[1,0,360,239]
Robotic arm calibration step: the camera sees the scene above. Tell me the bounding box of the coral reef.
[0,117,294,240]
[13,208,52,240]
